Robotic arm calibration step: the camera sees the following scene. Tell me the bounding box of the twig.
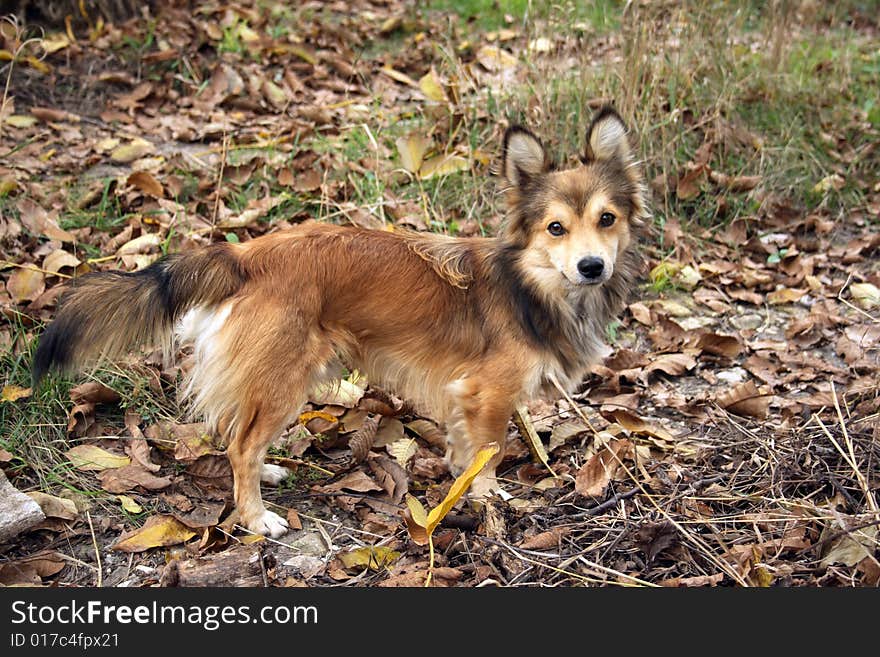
[210,132,230,231]
[85,511,103,587]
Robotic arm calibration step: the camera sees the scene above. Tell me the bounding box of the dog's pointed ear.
[584,106,633,164]
[502,126,548,188]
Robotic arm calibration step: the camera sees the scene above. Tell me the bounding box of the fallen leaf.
[715,381,772,419]
[519,527,568,550]
[5,115,37,128]
[418,154,469,180]
[6,266,45,303]
[111,138,155,163]
[338,546,401,571]
[42,249,81,274]
[25,492,78,520]
[475,45,518,72]
[767,287,806,305]
[643,353,697,378]
[849,283,879,310]
[513,405,555,475]
[65,445,130,471]
[116,233,161,256]
[403,443,500,546]
[117,495,143,514]
[310,379,365,407]
[604,409,676,444]
[697,333,743,359]
[286,508,302,530]
[322,471,382,494]
[113,515,197,552]
[70,382,120,404]
[396,134,432,174]
[97,465,172,493]
[418,68,447,102]
[821,524,878,568]
[575,438,633,498]
[386,438,418,467]
[1,385,31,402]
[676,165,707,200]
[127,171,164,198]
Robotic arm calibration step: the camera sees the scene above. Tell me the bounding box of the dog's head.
[500,107,647,292]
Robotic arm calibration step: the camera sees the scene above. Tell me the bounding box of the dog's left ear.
[502,126,548,188]
[584,106,633,164]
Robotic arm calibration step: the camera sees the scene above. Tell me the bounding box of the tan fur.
[35,108,646,537]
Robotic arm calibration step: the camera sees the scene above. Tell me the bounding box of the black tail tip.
[31,323,72,388]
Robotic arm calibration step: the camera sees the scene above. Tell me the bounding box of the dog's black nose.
[577,256,605,280]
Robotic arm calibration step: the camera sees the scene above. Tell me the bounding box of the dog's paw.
[260,463,292,486]
[468,473,500,500]
[247,510,290,538]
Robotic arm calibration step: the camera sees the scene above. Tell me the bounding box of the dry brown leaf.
[127,171,164,198]
[25,491,78,520]
[42,249,80,274]
[575,438,633,498]
[643,353,697,378]
[519,527,568,550]
[604,408,676,444]
[322,470,382,494]
[69,382,121,405]
[6,266,45,304]
[767,287,806,305]
[715,381,772,419]
[97,464,172,493]
[17,198,75,242]
[696,332,743,359]
[676,165,707,200]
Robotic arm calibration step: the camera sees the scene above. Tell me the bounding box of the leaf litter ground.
[0,1,878,587]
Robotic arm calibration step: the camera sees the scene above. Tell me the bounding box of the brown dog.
[33,107,646,537]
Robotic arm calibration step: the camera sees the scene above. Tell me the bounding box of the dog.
[32,106,646,537]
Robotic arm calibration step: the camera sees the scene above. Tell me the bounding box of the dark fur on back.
[32,243,246,385]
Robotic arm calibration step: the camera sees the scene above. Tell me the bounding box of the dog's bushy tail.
[32,243,246,385]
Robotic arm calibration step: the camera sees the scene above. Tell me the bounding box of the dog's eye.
[599,212,616,227]
[547,221,566,236]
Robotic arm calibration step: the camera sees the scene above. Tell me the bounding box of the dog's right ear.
[502,126,548,188]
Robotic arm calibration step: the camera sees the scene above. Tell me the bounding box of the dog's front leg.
[445,377,513,499]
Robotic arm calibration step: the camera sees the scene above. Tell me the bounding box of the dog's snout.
[577,256,605,281]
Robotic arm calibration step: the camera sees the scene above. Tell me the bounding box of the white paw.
[260,464,292,486]
[247,510,290,538]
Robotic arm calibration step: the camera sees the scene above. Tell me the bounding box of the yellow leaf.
[338,546,401,571]
[297,410,339,425]
[240,534,265,544]
[117,495,143,514]
[1,385,32,402]
[418,68,447,102]
[418,154,469,180]
[0,177,16,195]
[110,138,155,163]
[380,66,419,88]
[475,45,518,72]
[65,445,130,471]
[513,406,555,476]
[5,115,37,128]
[396,134,432,174]
[26,56,50,74]
[425,443,499,533]
[403,494,430,545]
[41,34,70,54]
[112,515,197,552]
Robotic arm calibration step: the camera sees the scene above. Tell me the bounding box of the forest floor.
[0,0,878,587]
